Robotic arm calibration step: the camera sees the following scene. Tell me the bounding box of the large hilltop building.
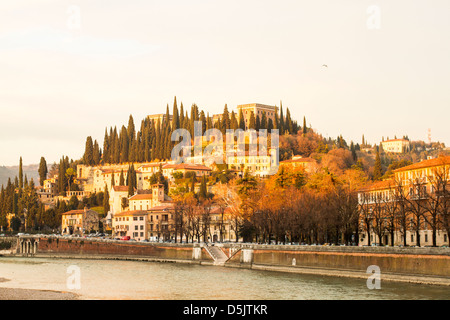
[381,138,410,153]
[237,103,278,130]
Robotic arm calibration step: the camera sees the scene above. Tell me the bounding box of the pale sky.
[1,0,449,166]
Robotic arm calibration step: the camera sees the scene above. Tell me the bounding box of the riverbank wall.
[6,236,450,285]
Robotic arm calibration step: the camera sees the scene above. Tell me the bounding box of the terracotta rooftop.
[393,156,450,173]
[148,204,174,212]
[382,139,409,143]
[359,179,396,192]
[129,194,153,201]
[162,163,211,171]
[114,210,148,217]
[112,186,129,192]
[61,209,97,215]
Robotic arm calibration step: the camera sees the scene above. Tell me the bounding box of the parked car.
[120,236,130,241]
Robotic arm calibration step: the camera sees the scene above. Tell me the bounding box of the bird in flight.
[322,64,328,68]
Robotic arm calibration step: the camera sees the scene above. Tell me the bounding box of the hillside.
[0,164,40,187]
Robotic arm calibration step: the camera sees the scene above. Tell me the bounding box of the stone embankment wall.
[224,244,450,277]
[37,237,196,261]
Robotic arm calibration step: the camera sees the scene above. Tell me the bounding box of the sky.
[1,0,449,166]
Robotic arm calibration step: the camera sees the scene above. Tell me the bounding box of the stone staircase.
[204,245,229,266]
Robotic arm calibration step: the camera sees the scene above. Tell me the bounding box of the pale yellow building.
[357,155,450,247]
[279,156,318,174]
[381,138,410,153]
[61,208,100,235]
[113,210,148,241]
[237,103,278,130]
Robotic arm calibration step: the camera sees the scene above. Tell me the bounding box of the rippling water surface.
[0,257,448,300]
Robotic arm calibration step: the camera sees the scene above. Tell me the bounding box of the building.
[148,113,173,126]
[128,184,169,211]
[237,103,278,130]
[357,155,450,247]
[226,148,278,177]
[279,156,318,174]
[381,138,410,153]
[162,163,212,181]
[147,203,175,241]
[109,186,131,216]
[61,208,100,235]
[112,210,148,241]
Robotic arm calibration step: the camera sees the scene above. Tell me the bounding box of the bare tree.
[426,157,450,246]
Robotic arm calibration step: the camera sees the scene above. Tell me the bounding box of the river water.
[0,256,448,300]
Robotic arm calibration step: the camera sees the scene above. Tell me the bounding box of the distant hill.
[0,164,40,187]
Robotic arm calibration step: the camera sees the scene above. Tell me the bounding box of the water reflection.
[0,257,448,300]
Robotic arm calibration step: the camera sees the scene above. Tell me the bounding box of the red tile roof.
[129,194,153,201]
[162,163,211,171]
[359,179,396,192]
[112,186,129,192]
[61,209,98,215]
[114,210,148,217]
[393,156,450,173]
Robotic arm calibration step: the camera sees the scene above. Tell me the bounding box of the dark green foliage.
[38,157,48,186]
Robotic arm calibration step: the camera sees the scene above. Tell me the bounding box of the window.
[425,234,428,242]
[133,217,138,221]
[140,225,144,230]
[139,216,144,221]
[135,226,138,230]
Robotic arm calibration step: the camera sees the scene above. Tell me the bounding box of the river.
[0,256,448,300]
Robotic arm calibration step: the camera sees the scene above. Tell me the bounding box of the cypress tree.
[38,157,48,186]
[230,111,238,130]
[221,104,230,134]
[255,114,261,131]
[127,115,136,162]
[248,111,256,130]
[238,109,245,130]
[373,148,383,181]
[103,185,110,214]
[111,172,115,187]
[206,112,214,130]
[84,136,94,165]
[273,112,279,130]
[199,111,206,135]
[302,116,307,135]
[113,127,120,163]
[179,102,185,129]
[279,103,285,135]
[199,175,208,199]
[172,96,180,130]
[119,169,125,186]
[93,140,101,165]
[119,126,129,163]
[350,142,357,162]
[267,118,274,131]
[103,128,110,164]
[19,157,23,189]
[261,112,267,130]
[286,108,293,134]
